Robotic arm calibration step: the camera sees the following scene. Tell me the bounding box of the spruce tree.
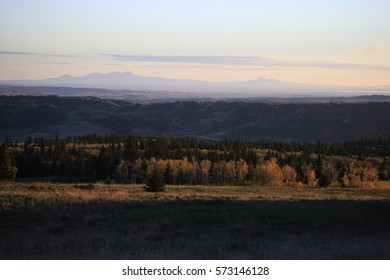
[144,166,165,192]
[0,144,17,181]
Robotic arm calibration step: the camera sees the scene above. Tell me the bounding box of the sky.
[1,0,390,86]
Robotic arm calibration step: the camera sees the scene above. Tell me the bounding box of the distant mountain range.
[2,72,390,97]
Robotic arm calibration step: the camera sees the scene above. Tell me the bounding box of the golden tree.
[281,164,297,184]
[254,159,283,186]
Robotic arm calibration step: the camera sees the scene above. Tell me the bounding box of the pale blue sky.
[1,0,390,85]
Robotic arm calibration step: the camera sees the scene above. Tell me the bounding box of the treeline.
[1,135,390,187]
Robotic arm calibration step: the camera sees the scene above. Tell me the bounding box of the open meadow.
[1,182,390,259]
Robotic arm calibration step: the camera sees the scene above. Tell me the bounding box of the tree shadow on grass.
[1,199,390,259]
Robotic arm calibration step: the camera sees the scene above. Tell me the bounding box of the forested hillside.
[2,135,390,188]
[1,95,390,142]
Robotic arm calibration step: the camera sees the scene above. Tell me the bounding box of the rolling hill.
[1,95,389,142]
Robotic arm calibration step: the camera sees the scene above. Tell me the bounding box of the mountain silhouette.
[2,72,390,96]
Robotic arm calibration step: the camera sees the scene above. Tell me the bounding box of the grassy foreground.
[1,183,390,259]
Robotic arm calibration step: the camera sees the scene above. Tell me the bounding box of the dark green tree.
[0,144,17,181]
[144,166,165,192]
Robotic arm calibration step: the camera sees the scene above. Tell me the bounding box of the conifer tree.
[144,165,165,192]
[0,144,17,181]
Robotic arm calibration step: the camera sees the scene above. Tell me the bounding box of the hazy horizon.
[1,0,390,87]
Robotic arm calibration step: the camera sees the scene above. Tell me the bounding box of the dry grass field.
[1,182,390,259]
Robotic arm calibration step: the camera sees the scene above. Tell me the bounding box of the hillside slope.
[1,95,389,141]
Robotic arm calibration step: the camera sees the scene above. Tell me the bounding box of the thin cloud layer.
[47,62,70,65]
[102,54,269,65]
[103,54,390,71]
[354,43,390,55]
[0,51,78,58]
[3,51,389,71]
[0,51,38,55]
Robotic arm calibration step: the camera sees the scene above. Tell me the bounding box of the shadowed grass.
[1,183,390,259]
